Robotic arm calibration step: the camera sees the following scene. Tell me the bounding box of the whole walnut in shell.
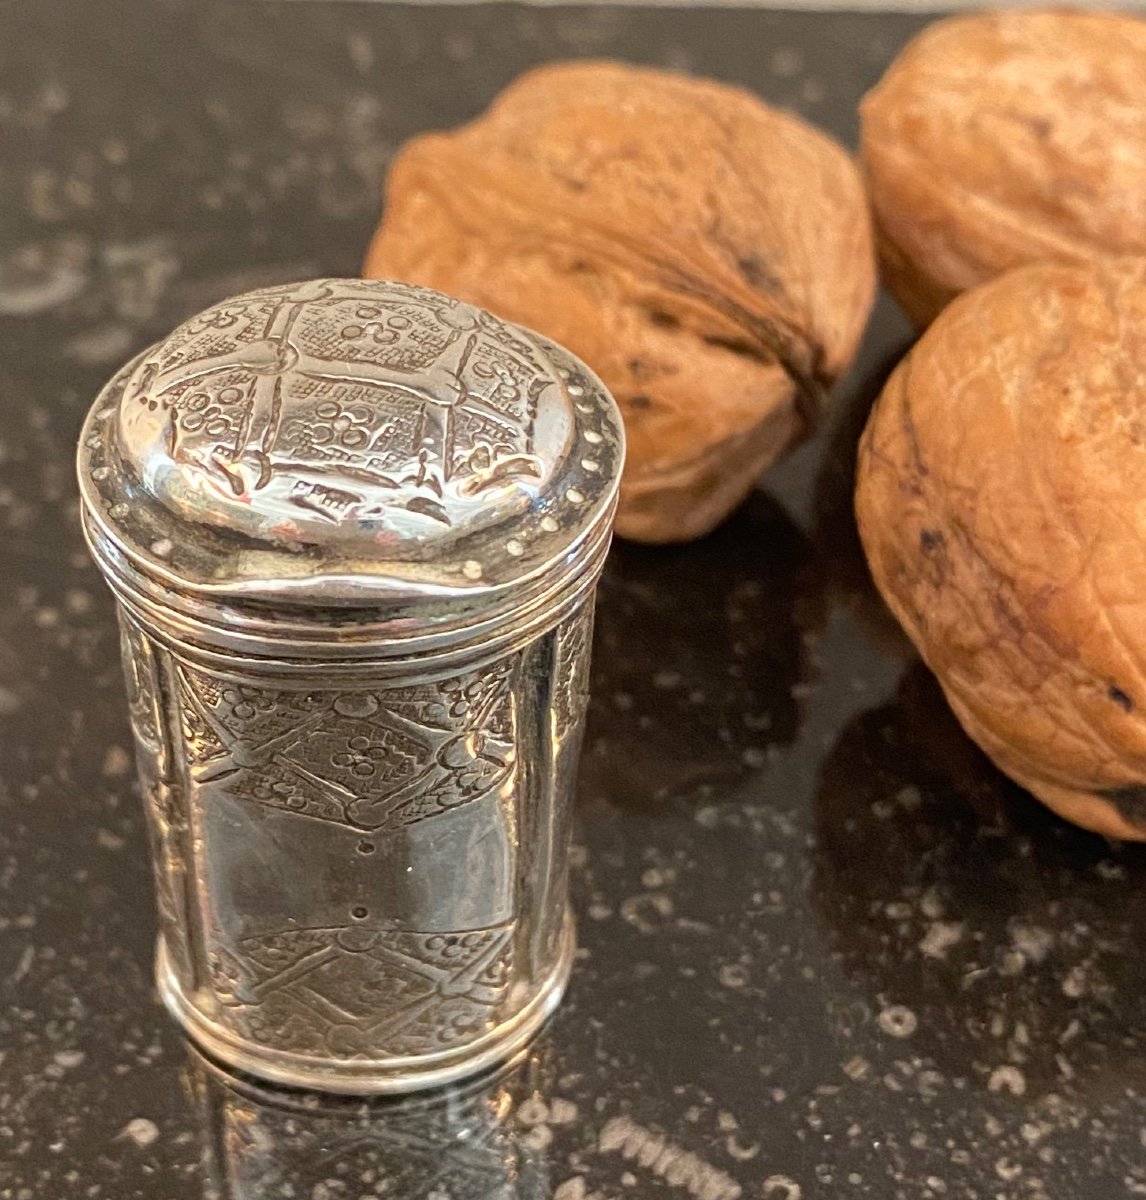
[861,10,1146,327]
[856,258,1146,841]
[365,61,875,543]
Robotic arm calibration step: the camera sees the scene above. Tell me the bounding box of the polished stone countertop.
[2,4,1146,1198]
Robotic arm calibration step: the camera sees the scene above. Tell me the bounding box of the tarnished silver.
[76,278,623,1093]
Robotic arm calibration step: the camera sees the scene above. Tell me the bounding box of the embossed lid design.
[78,279,621,621]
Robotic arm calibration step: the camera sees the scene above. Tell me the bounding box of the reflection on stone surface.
[583,491,822,813]
[813,661,1146,1104]
[185,1043,554,1200]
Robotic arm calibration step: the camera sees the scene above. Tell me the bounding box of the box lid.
[77,279,622,664]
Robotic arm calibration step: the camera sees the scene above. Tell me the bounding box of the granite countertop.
[3,3,1146,1198]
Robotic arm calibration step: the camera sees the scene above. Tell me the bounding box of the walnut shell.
[365,61,875,543]
[861,10,1146,327]
[856,258,1146,841]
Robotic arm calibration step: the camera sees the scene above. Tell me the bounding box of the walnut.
[365,61,875,543]
[855,258,1146,841]
[861,10,1146,327]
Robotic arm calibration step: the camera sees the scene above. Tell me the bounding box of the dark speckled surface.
[3,3,1146,1198]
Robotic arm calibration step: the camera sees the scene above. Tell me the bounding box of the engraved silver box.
[76,278,623,1093]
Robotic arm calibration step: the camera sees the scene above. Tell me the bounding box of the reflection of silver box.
[186,1043,551,1200]
[76,279,623,1093]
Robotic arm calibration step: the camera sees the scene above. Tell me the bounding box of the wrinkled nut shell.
[861,10,1146,327]
[856,258,1146,841]
[366,61,875,543]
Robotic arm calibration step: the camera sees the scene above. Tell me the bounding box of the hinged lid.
[77,279,622,664]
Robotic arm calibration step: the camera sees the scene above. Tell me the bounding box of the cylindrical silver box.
[76,278,623,1093]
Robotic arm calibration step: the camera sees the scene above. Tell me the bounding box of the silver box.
[76,279,623,1093]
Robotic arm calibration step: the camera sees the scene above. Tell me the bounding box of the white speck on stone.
[762,1175,802,1200]
[554,1178,588,1200]
[97,828,125,851]
[620,891,673,933]
[801,78,826,105]
[347,31,374,73]
[919,887,945,920]
[995,1158,1022,1182]
[920,921,965,960]
[842,1055,871,1082]
[600,1115,742,1200]
[998,948,1026,976]
[718,962,749,989]
[549,1097,578,1125]
[987,1065,1026,1096]
[1062,964,1089,998]
[505,538,525,557]
[566,488,585,504]
[896,784,923,810]
[1009,920,1053,964]
[53,1050,85,1069]
[540,516,560,533]
[768,46,804,77]
[103,744,131,777]
[724,1135,758,1161]
[523,1123,553,1152]
[917,1070,944,1099]
[517,1096,550,1126]
[0,255,87,315]
[34,607,59,629]
[583,429,603,444]
[12,945,34,982]
[878,1005,918,1039]
[120,1118,159,1147]
[150,538,173,558]
[1021,1123,1046,1145]
[462,560,482,580]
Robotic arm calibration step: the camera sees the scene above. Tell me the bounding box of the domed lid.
[77,279,622,625]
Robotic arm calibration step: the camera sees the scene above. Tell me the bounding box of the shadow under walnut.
[365,60,875,543]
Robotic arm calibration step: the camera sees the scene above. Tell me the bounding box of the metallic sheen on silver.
[76,278,623,1093]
